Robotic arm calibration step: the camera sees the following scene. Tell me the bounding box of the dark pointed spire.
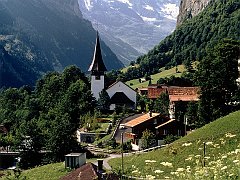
[88,31,107,74]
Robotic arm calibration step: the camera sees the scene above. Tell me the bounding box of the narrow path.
[92,145,164,170]
[103,154,122,170]
[93,153,125,170]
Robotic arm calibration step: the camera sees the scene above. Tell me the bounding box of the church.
[88,32,137,110]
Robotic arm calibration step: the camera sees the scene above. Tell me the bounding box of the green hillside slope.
[109,110,240,179]
[123,0,240,81]
[126,65,185,89]
[1,162,68,180]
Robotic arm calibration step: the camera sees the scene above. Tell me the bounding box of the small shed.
[65,153,86,169]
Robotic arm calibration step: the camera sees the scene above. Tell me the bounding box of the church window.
[95,75,100,80]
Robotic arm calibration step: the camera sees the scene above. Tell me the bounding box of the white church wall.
[107,81,137,108]
[91,75,104,100]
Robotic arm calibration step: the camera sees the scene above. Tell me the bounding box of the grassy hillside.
[126,65,185,89]
[1,163,68,180]
[109,110,240,179]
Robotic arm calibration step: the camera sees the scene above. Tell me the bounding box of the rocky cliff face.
[177,0,213,25]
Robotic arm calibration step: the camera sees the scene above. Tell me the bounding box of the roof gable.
[124,113,160,128]
[60,163,99,180]
[107,81,136,93]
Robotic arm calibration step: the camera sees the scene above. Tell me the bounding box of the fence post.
[203,142,206,167]
[121,132,124,179]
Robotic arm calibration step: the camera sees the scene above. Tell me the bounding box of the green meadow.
[125,65,185,89]
[109,110,240,179]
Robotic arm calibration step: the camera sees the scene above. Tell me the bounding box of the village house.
[106,81,136,110]
[148,84,199,119]
[122,112,186,149]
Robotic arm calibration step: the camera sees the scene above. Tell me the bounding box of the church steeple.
[89,31,107,100]
[88,31,107,75]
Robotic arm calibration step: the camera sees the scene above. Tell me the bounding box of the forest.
[121,0,240,81]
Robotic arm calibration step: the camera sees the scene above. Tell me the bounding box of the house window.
[163,129,167,135]
[154,119,157,125]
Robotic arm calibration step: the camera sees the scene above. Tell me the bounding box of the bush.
[164,135,181,144]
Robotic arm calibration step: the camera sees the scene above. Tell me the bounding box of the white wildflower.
[154,170,164,174]
[235,149,240,154]
[164,177,170,179]
[221,166,227,170]
[221,155,227,159]
[225,133,236,138]
[185,157,192,161]
[146,175,155,179]
[206,141,213,145]
[132,170,139,174]
[176,168,184,172]
[182,142,192,147]
[213,144,219,148]
[160,162,173,167]
[233,160,239,163]
[145,160,156,163]
[195,155,201,158]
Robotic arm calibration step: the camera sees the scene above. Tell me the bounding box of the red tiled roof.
[168,87,199,96]
[147,85,200,100]
[124,113,160,128]
[60,163,99,180]
[148,87,167,99]
[169,95,199,102]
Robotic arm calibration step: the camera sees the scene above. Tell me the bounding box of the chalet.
[147,85,199,119]
[88,32,136,110]
[123,113,186,149]
[168,86,199,119]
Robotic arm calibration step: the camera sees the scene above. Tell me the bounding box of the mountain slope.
[123,0,240,81]
[0,0,123,88]
[79,0,180,65]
